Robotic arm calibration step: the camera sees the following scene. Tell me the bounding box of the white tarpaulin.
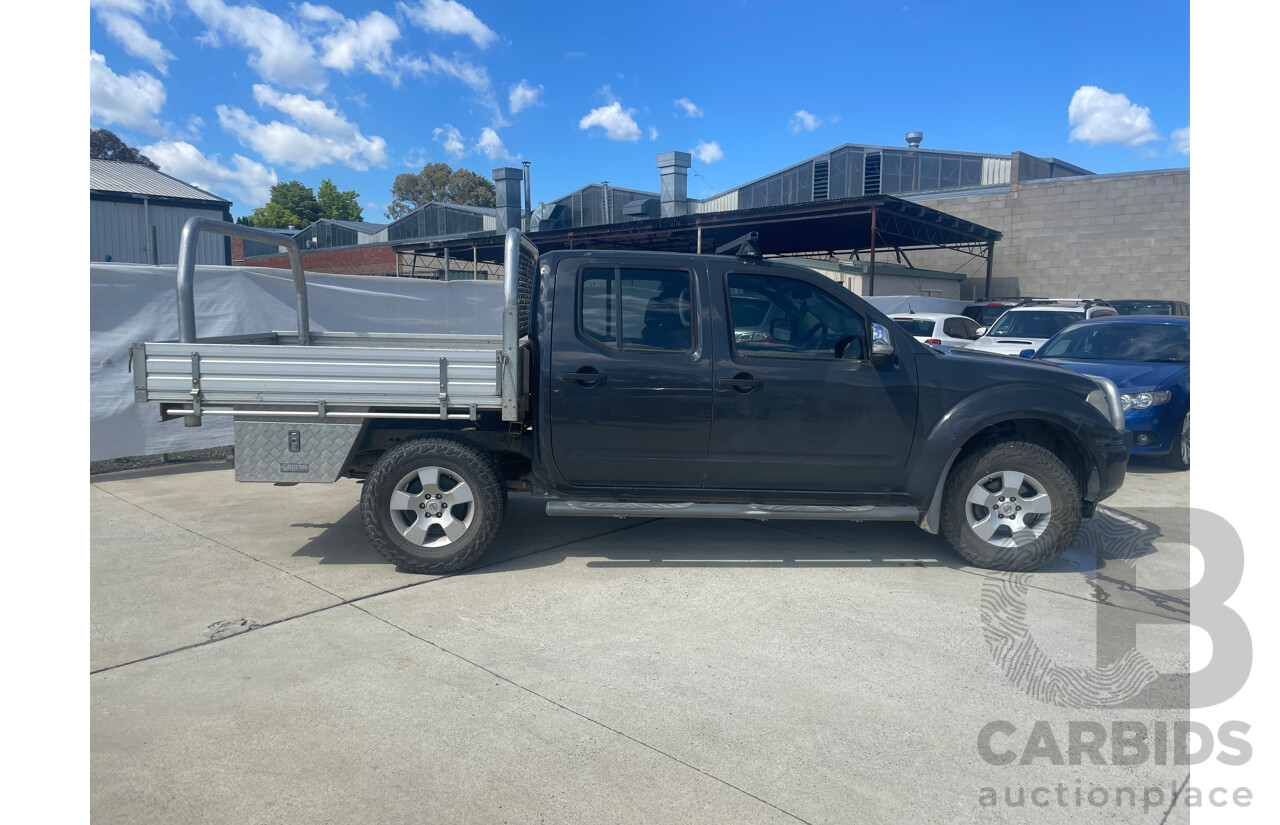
[862,295,972,316]
[90,263,504,461]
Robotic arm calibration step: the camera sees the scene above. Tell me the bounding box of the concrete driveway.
[91,460,1191,824]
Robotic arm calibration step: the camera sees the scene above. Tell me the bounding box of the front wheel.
[1161,411,1189,471]
[940,441,1081,571]
[361,437,506,574]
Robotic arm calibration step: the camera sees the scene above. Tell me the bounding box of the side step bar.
[545,501,920,521]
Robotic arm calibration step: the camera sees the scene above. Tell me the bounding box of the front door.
[549,261,712,488]
[705,268,919,494]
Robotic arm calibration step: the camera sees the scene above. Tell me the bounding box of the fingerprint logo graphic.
[980,573,1160,707]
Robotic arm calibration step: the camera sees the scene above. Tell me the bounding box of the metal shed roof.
[298,219,387,235]
[90,159,230,204]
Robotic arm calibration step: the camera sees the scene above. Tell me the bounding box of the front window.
[1040,323,1189,362]
[986,310,1084,339]
[728,273,868,359]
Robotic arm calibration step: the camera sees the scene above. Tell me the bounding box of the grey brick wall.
[906,169,1189,302]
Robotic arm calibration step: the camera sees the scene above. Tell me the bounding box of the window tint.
[943,318,968,339]
[579,267,693,352]
[961,317,981,338]
[728,273,867,359]
[892,317,935,337]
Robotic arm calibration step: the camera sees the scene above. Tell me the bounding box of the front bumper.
[1124,406,1182,456]
[1086,427,1131,505]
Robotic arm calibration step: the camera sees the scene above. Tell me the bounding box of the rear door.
[704,264,919,494]
[548,258,712,488]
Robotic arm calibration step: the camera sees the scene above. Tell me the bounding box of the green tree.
[90,128,159,170]
[245,201,305,229]
[385,163,496,219]
[267,180,322,225]
[317,178,363,221]
[446,168,496,208]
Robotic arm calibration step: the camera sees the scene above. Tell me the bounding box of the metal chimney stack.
[906,131,924,148]
[492,167,524,235]
[521,161,531,231]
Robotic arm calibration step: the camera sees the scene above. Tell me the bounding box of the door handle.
[716,376,763,393]
[560,370,608,386]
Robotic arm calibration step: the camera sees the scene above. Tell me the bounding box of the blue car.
[1022,316,1189,470]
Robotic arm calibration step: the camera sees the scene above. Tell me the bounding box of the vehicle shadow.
[285,494,1176,581]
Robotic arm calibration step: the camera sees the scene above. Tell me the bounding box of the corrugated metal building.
[295,219,388,249]
[90,159,232,265]
[387,203,497,242]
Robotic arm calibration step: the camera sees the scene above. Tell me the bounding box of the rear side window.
[579,267,693,352]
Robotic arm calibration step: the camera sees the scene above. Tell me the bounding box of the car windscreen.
[967,305,1015,326]
[891,318,935,337]
[1110,301,1175,316]
[1040,323,1189,362]
[986,310,1084,338]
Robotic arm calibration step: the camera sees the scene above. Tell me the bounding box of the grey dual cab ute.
[133,221,1132,575]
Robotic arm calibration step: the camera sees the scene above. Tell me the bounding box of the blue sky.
[88,0,1190,220]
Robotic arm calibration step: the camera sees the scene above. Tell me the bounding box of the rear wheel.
[361,437,506,574]
[1161,411,1189,471]
[941,441,1081,571]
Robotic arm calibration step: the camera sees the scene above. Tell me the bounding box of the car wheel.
[941,440,1081,571]
[361,437,506,574]
[1161,411,1190,471]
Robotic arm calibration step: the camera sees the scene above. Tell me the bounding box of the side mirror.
[1018,349,1036,359]
[975,326,988,336]
[871,323,894,364]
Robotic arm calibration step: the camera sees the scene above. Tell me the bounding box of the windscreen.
[1040,323,1189,362]
[891,318,935,337]
[1110,301,1175,316]
[987,310,1084,338]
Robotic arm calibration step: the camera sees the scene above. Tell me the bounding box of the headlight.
[1119,391,1172,411]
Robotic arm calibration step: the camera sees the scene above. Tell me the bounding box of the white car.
[969,301,1118,356]
[889,313,983,348]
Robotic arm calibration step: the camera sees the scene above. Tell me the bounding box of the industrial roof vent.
[906,131,923,148]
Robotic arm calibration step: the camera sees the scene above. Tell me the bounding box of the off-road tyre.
[940,440,1081,572]
[361,437,506,574]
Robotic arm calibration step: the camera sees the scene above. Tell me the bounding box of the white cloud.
[789,109,820,133]
[300,5,400,81]
[141,140,277,206]
[433,124,466,159]
[673,97,703,118]
[1067,86,1160,146]
[188,0,326,91]
[648,126,659,141]
[475,127,517,161]
[1170,126,1190,155]
[693,140,723,164]
[400,52,507,127]
[579,100,641,142]
[508,79,543,114]
[96,9,176,74]
[217,84,388,170]
[398,0,496,49]
[90,50,166,133]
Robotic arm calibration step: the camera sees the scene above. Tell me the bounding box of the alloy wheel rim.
[389,466,475,547]
[964,470,1053,548]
